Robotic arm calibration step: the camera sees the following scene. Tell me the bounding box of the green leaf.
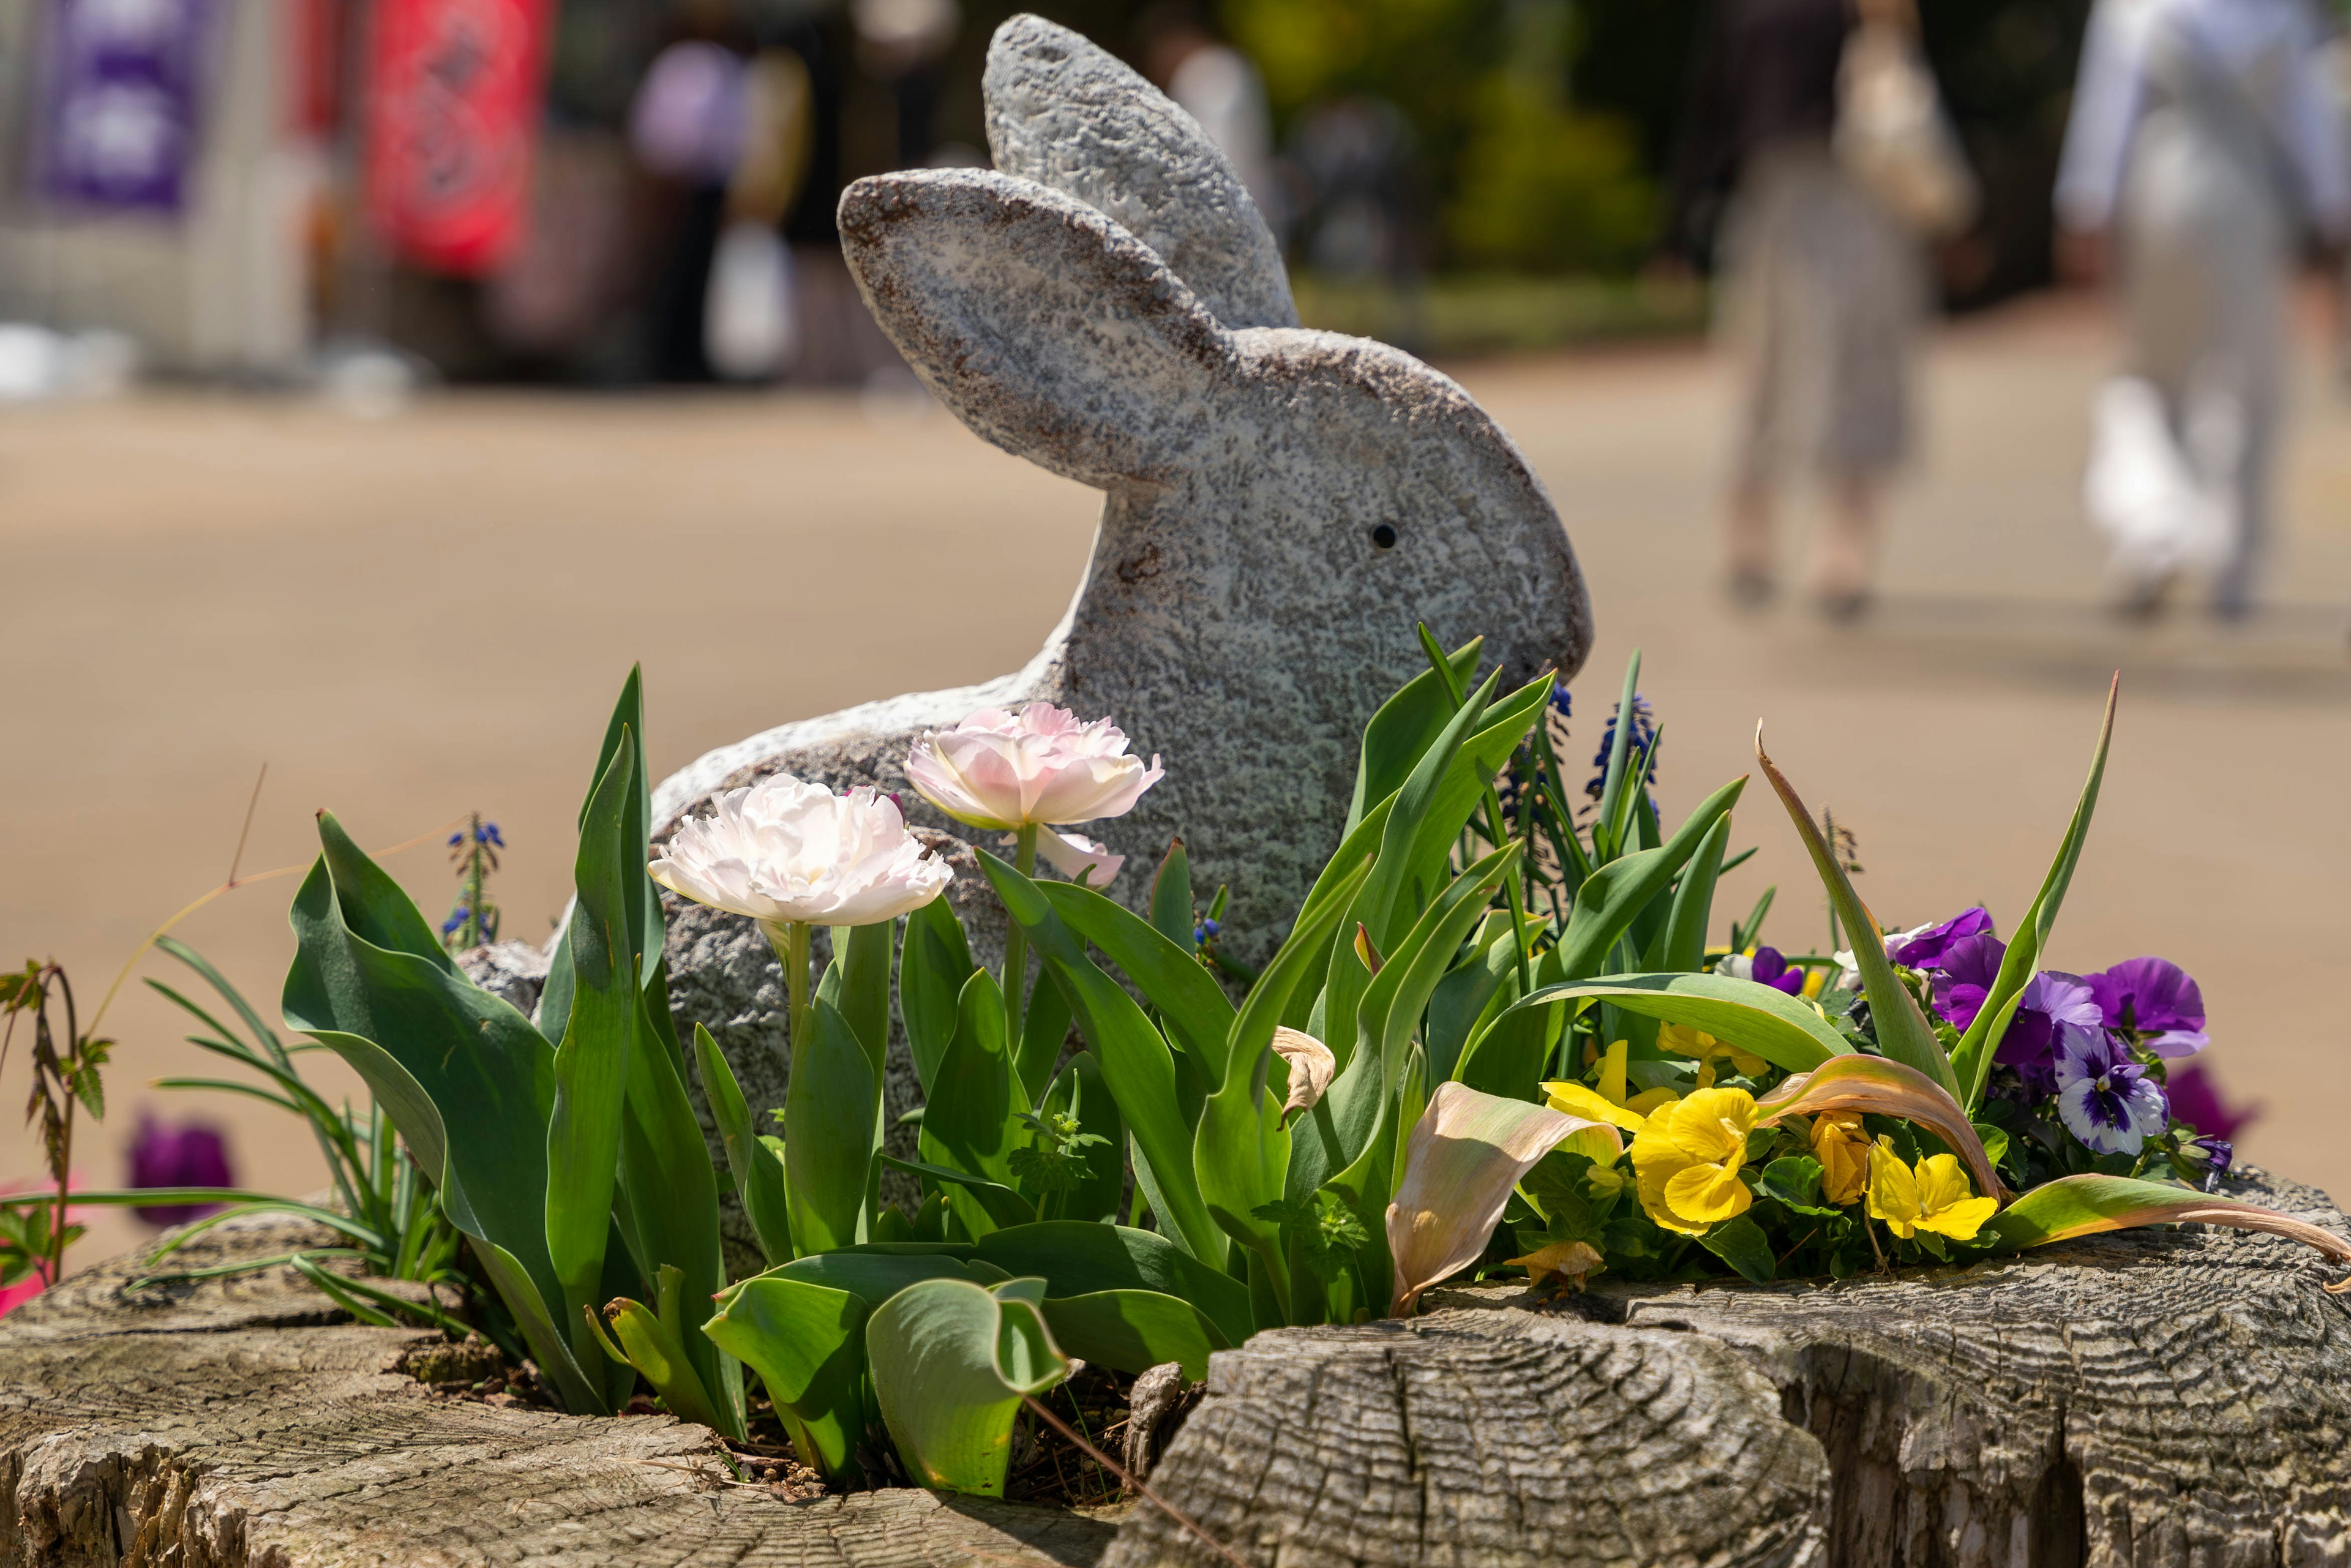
[1697,1213,1775,1283]
[1755,1155,1836,1216]
[590,1264,738,1437]
[1040,1289,1229,1380]
[919,969,1019,1188]
[1386,1082,1586,1316]
[1592,651,1643,861]
[1987,1176,2351,1288]
[980,850,1224,1267]
[783,996,878,1255]
[1425,920,1518,1089]
[1035,880,1234,1085]
[899,895,977,1097]
[1013,962,1074,1107]
[877,1154,1037,1234]
[774,1247,993,1297]
[1346,636,1485,833]
[1355,667,1502,955]
[1358,844,1521,1100]
[971,1221,1254,1349]
[1040,1053,1126,1223]
[1553,775,1747,983]
[1753,732,1959,1100]
[824,921,896,1085]
[1659,814,1733,973]
[1149,838,1195,947]
[1753,1054,2004,1203]
[1509,972,1851,1077]
[703,1273,872,1480]
[546,727,640,1377]
[1951,678,2119,1109]
[692,1024,792,1267]
[1453,997,1567,1102]
[280,811,600,1411]
[866,1278,1068,1495]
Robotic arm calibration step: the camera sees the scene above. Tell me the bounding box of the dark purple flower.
[2053,1024,2169,1156]
[1930,932,2007,1030]
[2085,957,2207,1057]
[1749,947,1807,996]
[1988,970,2103,1097]
[1888,907,1995,971]
[2172,1133,2234,1191]
[2164,1061,2260,1141]
[127,1115,234,1225]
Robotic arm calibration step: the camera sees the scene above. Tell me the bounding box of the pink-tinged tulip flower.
[906,704,1163,833]
[1006,827,1126,889]
[650,775,952,929]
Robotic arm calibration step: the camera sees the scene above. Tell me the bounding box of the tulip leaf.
[1951,677,2119,1111]
[866,1278,1069,1495]
[1149,838,1195,947]
[900,894,977,1096]
[1359,844,1521,1100]
[879,1153,1038,1234]
[1754,1054,2004,1203]
[703,1272,872,1480]
[1592,651,1643,863]
[980,849,1226,1268]
[1386,1083,1588,1316]
[1753,732,1960,1101]
[971,1221,1254,1349]
[919,970,1019,1188]
[593,1264,737,1437]
[1659,814,1733,974]
[1346,635,1486,833]
[692,1024,792,1266]
[546,731,643,1379]
[1453,997,1568,1101]
[1035,880,1234,1085]
[1014,961,1074,1107]
[784,996,879,1255]
[1552,775,1747,983]
[1987,1176,2351,1289]
[1425,918,1518,1089]
[1040,1289,1229,1380]
[822,921,896,1085]
[1511,972,1852,1077]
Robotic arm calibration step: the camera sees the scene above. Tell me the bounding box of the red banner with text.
[364,0,551,274]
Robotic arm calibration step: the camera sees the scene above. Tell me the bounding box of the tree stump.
[0,1214,1115,1568]
[1111,1168,2351,1568]
[10,1171,2346,1567]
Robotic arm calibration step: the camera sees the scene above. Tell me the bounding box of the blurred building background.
[0,0,2116,386]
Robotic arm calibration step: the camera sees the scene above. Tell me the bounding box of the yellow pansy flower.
[1865,1137,1998,1242]
[1540,1041,1665,1164]
[1809,1113,1870,1206]
[1629,1086,1759,1235]
[1657,1021,1768,1086]
[1541,1080,1647,1134]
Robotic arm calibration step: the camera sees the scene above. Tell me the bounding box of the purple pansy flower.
[1991,970,2104,1097]
[2085,957,2207,1057]
[1749,947,1807,996]
[1887,907,1994,971]
[1930,932,2007,1031]
[2164,1061,2259,1141]
[2053,1024,2169,1156]
[127,1115,234,1225]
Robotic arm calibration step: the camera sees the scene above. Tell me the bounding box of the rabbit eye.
[1370,523,1400,551]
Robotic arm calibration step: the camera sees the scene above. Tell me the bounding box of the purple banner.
[32,0,214,214]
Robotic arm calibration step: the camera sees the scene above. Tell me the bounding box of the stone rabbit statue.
[650,17,1592,1256]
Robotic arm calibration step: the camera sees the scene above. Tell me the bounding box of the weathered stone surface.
[0,1212,1114,1568]
[1114,1167,2351,1568]
[649,18,1591,1184]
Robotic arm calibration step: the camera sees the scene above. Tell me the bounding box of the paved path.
[6,294,2348,1265]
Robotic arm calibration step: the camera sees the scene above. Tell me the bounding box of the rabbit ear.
[839,169,1236,489]
[983,15,1297,331]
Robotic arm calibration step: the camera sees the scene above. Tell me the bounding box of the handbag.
[1834,2,1979,236]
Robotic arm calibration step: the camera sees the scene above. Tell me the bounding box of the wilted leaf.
[1272,1027,1337,1118]
[1754,1054,2006,1203]
[1385,1082,1599,1317]
[1989,1174,2351,1291]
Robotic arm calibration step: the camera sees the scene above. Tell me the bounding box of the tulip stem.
[1003,825,1040,1052]
[770,921,814,1068]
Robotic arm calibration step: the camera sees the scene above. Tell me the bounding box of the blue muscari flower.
[1194,918,1220,943]
[480,822,504,847]
[1585,694,1659,802]
[441,907,468,935]
[448,831,464,847]
[1549,685,1572,719]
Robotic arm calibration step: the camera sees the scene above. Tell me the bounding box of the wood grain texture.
[1111,1168,2351,1568]
[0,1214,1115,1568]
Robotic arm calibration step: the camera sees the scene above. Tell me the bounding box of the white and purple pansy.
[2053,1022,2170,1156]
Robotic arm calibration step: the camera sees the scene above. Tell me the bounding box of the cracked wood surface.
[1111,1168,2351,1568]
[0,1213,1116,1568]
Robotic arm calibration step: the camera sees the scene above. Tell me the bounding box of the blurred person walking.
[1665,0,1971,620]
[2058,0,2350,619]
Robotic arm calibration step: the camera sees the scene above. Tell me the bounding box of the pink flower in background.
[2165,1062,2260,1142]
[650,775,953,929]
[906,704,1163,834]
[128,1114,234,1225]
[1016,828,1126,889]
